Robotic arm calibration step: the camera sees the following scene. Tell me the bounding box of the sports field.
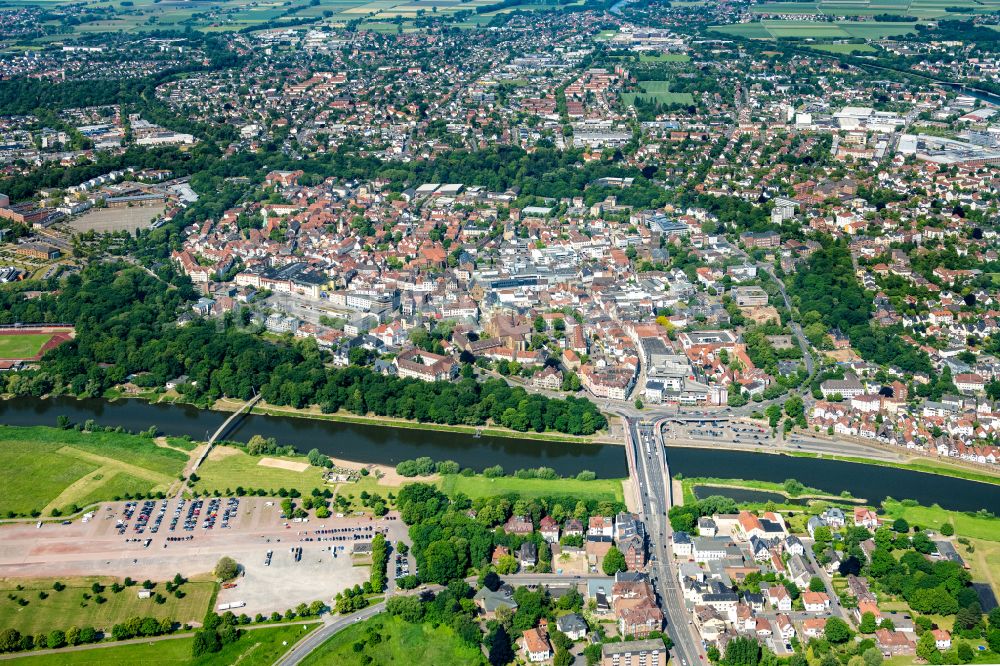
[0,326,73,361]
[0,425,188,517]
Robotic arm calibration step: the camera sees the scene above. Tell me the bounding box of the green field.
[621,80,695,106]
[192,446,326,495]
[6,623,317,666]
[0,425,188,517]
[0,577,216,636]
[710,19,916,39]
[437,473,625,502]
[808,42,877,52]
[299,614,485,666]
[0,333,53,360]
[882,499,1000,542]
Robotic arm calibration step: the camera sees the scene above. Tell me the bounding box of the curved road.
[275,602,388,666]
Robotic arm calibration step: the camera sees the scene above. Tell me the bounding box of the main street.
[623,414,705,666]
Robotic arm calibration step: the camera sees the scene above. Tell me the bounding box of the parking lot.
[0,496,407,615]
[664,420,774,447]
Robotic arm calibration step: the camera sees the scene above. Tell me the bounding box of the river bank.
[663,440,1000,488]
[211,397,618,446]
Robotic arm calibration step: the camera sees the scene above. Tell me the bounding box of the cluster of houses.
[495,511,648,574]
[474,570,667,665]
[669,508,951,659]
[812,375,1000,467]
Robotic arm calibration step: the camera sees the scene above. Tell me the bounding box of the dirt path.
[41,468,108,514]
[153,436,190,454]
[58,447,172,484]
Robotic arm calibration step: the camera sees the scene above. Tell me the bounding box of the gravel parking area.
[0,497,407,615]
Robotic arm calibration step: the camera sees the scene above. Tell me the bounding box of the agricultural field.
[710,19,916,39]
[2,0,519,38]
[5,622,316,666]
[437,473,625,502]
[621,80,695,106]
[751,0,990,17]
[0,576,215,636]
[299,614,486,666]
[0,425,187,517]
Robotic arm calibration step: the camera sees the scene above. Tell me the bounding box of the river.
[0,396,627,478]
[1,396,998,512]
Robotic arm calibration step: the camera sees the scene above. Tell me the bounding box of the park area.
[0,327,73,362]
[0,576,215,636]
[0,425,187,517]
[621,80,694,107]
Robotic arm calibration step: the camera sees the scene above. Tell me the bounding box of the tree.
[422,540,461,584]
[765,404,782,428]
[482,571,501,592]
[554,648,574,666]
[825,617,852,644]
[488,626,515,666]
[214,556,239,581]
[0,629,22,653]
[862,647,883,666]
[46,630,66,650]
[602,547,627,576]
[892,518,909,533]
[956,641,973,663]
[809,576,826,592]
[722,636,761,666]
[940,522,954,536]
[496,554,519,575]
[784,395,804,420]
[917,630,940,664]
[859,611,878,634]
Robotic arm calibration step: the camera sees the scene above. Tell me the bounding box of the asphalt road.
[624,415,706,666]
[275,601,388,666]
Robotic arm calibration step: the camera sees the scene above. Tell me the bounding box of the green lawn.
[6,623,316,666]
[0,578,216,636]
[438,473,624,502]
[881,500,1000,542]
[0,333,54,359]
[0,425,188,516]
[192,446,326,495]
[300,614,485,666]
